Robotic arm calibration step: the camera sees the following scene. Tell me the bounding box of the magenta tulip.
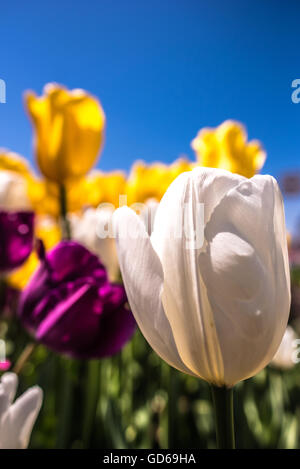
[0,211,34,272]
[18,241,136,358]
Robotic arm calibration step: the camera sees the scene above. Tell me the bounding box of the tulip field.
[0,81,298,450]
[1,2,300,452]
[6,329,300,449]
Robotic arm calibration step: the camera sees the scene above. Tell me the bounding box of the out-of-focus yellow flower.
[0,150,33,178]
[126,158,194,205]
[0,150,125,216]
[7,254,39,290]
[27,170,127,216]
[25,83,105,184]
[191,120,266,178]
[27,178,61,216]
[7,216,61,289]
[78,170,127,208]
[0,150,59,215]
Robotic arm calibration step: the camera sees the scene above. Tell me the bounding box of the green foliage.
[2,322,300,449]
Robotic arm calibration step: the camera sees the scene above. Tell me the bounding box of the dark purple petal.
[47,241,108,285]
[18,241,136,358]
[0,211,34,272]
[86,284,136,358]
[36,283,104,356]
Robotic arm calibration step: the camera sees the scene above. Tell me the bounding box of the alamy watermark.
[93,196,205,250]
[291,79,300,103]
[0,79,6,103]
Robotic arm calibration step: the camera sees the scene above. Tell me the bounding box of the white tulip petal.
[200,175,290,385]
[0,389,9,421]
[0,373,18,429]
[113,206,196,376]
[153,167,244,232]
[114,167,291,387]
[139,198,159,235]
[1,373,18,405]
[150,168,244,384]
[0,386,43,449]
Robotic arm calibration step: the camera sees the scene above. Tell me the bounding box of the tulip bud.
[18,241,135,358]
[25,83,105,183]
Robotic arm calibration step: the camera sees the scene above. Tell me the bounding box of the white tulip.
[0,372,43,449]
[137,198,159,235]
[271,326,298,370]
[71,207,120,282]
[113,167,291,387]
[0,171,31,211]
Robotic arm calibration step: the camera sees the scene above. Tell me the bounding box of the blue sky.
[1,0,300,231]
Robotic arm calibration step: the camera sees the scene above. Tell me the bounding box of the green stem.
[55,186,72,448]
[13,343,36,375]
[168,366,178,449]
[211,385,235,449]
[56,359,74,448]
[82,360,101,448]
[59,183,71,240]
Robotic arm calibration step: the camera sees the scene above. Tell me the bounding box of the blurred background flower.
[18,241,136,358]
[0,372,43,449]
[70,207,119,282]
[191,120,266,178]
[0,164,35,273]
[271,326,298,370]
[126,158,194,205]
[25,83,105,184]
[0,212,34,273]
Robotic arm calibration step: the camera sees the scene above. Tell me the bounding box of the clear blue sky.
[1,0,300,231]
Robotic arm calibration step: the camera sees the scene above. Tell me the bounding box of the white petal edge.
[201,174,291,385]
[113,206,196,376]
[0,386,43,449]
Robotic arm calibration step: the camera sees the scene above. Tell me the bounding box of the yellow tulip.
[8,253,39,290]
[25,83,105,183]
[191,120,266,178]
[0,150,33,177]
[78,170,127,208]
[126,158,194,205]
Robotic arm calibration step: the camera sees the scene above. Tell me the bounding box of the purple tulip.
[0,211,34,272]
[18,241,136,358]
